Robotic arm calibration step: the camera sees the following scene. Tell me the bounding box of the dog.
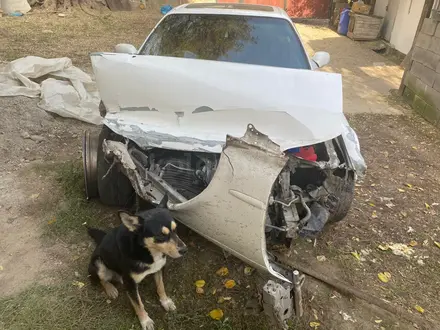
[87,196,187,330]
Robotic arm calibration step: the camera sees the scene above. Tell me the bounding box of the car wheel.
[327,170,355,223]
[96,125,135,207]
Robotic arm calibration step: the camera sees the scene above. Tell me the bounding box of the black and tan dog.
[87,197,187,330]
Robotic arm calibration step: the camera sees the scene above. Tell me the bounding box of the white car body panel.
[92,53,346,152]
[167,125,291,282]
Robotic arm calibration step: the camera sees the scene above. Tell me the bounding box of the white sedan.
[83,3,366,283]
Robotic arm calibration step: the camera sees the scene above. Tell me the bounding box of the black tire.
[327,170,355,223]
[96,125,135,207]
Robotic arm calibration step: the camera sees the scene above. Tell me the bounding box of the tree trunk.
[42,0,106,11]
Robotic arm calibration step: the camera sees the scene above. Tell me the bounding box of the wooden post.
[398,0,435,95]
[369,0,376,15]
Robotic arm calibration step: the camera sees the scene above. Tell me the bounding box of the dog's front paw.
[160,297,176,312]
[140,316,155,330]
[103,283,119,299]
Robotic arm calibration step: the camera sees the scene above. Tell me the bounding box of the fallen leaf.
[196,287,204,294]
[316,255,326,262]
[369,202,376,207]
[312,308,319,320]
[224,279,236,289]
[385,202,395,209]
[72,280,85,289]
[425,203,430,209]
[378,244,388,251]
[409,240,418,247]
[211,288,217,295]
[218,296,232,303]
[244,266,253,275]
[216,267,229,277]
[309,321,320,329]
[398,188,405,193]
[0,265,3,271]
[375,319,382,324]
[415,305,424,314]
[434,241,440,249]
[378,272,391,283]
[195,280,206,288]
[351,251,361,261]
[30,193,40,199]
[209,308,224,320]
[388,243,414,258]
[340,311,356,322]
[47,218,56,225]
[371,210,378,218]
[406,183,413,188]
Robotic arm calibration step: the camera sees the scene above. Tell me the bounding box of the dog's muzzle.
[178,245,188,255]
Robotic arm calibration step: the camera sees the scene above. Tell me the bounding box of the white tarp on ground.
[0,56,101,125]
[0,0,31,14]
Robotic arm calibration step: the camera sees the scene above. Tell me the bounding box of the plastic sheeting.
[0,56,102,125]
[0,0,31,14]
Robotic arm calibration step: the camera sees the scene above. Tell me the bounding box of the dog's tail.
[86,226,106,245]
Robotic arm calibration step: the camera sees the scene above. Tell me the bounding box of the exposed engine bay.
[101,124,355,250]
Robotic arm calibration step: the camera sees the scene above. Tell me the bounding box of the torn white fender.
[167,125,291,282]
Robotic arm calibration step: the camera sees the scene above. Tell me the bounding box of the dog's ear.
[118,211,141,231]
[158,194,169,209]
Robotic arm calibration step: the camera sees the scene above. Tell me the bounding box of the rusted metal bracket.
[293,270,305,317]
[262,268,305,329]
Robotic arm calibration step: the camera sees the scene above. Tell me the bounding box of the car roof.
[170,3,290,20]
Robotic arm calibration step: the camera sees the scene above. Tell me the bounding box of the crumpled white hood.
[91,53,366,173]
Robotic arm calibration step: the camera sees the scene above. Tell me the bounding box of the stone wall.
[403,16,440,125]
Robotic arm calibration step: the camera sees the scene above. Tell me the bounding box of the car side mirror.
[311,51,330,69]
[114,43,137,54]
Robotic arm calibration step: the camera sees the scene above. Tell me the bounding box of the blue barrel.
[338,8,350,36]
[161,5,172,15]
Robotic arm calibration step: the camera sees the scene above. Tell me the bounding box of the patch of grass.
[0,10,161,67]
[42,160,115,242]
[0,283,137,330]
[0,229,275,330]
[15,161,275,330]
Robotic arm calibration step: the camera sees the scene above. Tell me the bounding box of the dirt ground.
[1,10,440,330]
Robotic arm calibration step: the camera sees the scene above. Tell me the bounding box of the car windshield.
[140,14,310,69]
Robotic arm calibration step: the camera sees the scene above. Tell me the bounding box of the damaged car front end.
[83,53,366,285]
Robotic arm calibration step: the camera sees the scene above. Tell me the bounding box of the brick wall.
[403,16,440,125]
